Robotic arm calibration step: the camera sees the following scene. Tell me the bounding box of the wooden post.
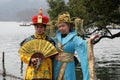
[20,61,23,76]
[2,52,6,77]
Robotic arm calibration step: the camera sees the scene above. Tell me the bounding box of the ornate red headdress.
[31,8,49,25]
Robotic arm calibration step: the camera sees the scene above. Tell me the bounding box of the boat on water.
[19,22,31,26]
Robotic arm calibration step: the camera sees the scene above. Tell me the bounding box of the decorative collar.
[34,32,46,39]
[56,30,77,45]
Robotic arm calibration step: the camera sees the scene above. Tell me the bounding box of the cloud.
[0,0,49,21]
[0,0,12,3]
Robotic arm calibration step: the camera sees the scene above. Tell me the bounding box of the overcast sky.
[0,0,11,2]
[0,0,49,21]
[0,0,69,21]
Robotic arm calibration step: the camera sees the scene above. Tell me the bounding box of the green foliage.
[82,0,120,27]
[47,0,120,28]
[47,0,69,20]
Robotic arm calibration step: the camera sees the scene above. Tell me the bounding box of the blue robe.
[53,30,95,80]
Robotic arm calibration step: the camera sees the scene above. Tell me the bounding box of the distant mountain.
[0,0,49,21]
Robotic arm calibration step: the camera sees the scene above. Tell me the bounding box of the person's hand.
[31,57,41,69]
[30,53,45,69]
[90,34,99,41]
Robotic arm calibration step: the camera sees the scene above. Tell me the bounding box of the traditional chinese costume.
[19,33,56,80]
[53,30,95,80]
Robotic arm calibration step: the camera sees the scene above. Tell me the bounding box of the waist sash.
[55,52,74,62]
[55,52,74,80]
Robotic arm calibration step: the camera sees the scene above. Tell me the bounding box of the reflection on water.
[96,60,120,80]
[0,22,120,80]
[94,33,120,80]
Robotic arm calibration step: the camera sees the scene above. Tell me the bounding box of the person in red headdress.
[18,8,56,80]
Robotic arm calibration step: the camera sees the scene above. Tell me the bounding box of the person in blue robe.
[53,12,98,80]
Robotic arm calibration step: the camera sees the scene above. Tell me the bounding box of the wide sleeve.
[18,36,33,64]
[18,49,32,65]
[74,37,89,80]
[74,36,95,80]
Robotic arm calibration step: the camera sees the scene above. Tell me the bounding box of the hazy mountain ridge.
[0,0,49,21]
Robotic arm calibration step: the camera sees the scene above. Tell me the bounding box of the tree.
[47,0,69,20]
[47,0,120,44]
[47,0,120,26]
[82,0,120,27]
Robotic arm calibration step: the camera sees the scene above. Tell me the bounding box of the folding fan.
[19,39,58,57]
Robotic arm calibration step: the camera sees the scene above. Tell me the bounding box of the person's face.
[34,24,45,35]
[57,23,70,34]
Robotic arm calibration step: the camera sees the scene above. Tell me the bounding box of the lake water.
[0,22,120,80]
[94,32,120,80]
[0,22,34,80]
